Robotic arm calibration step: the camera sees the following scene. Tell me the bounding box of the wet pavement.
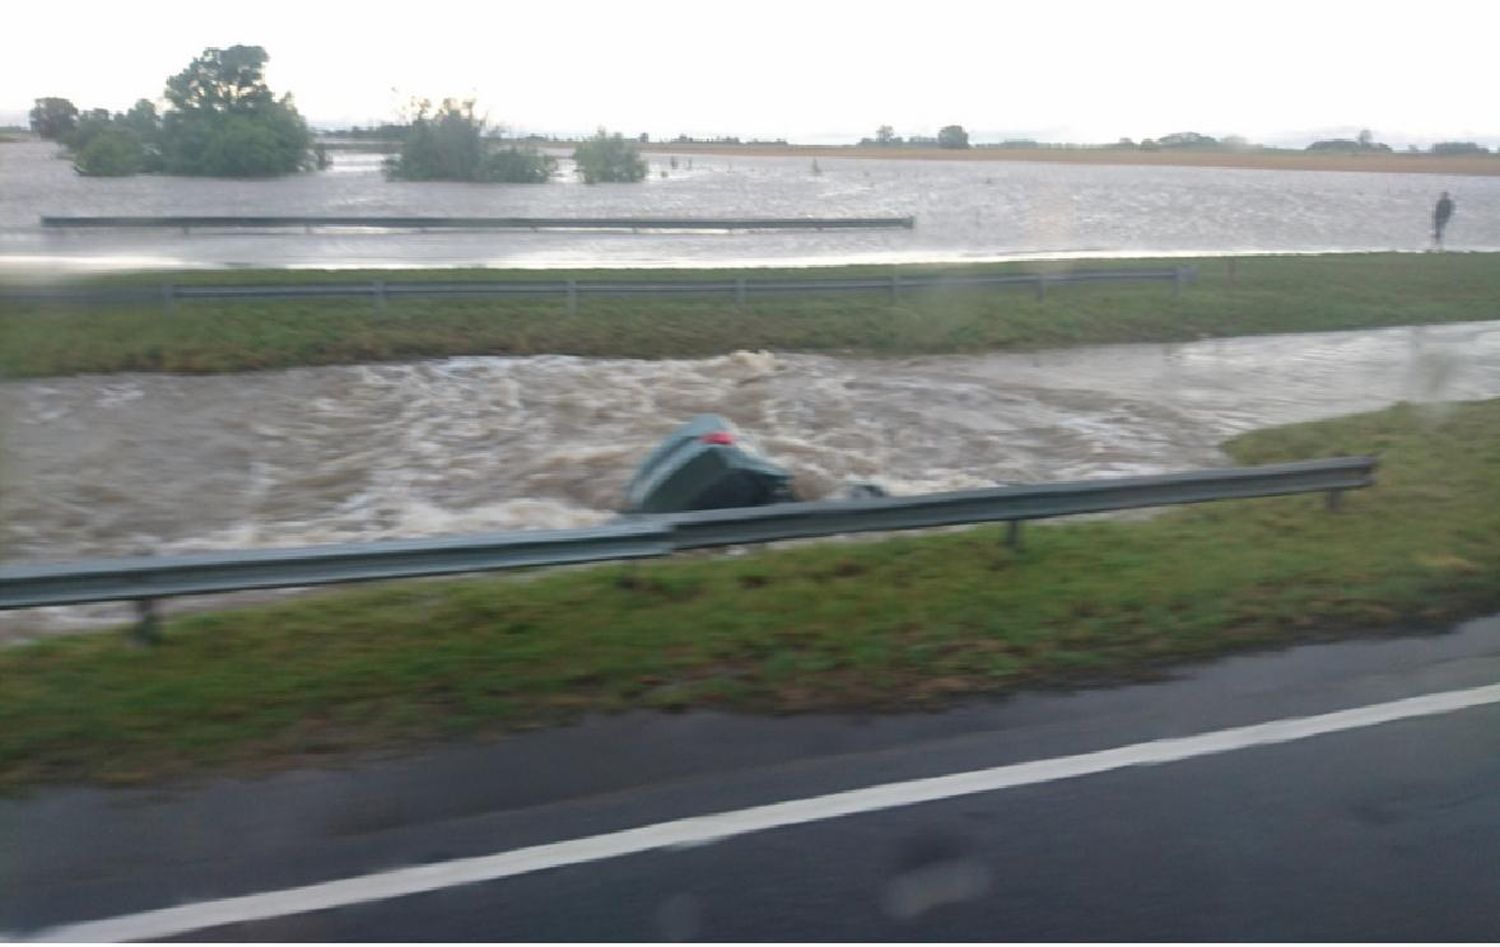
[5,613,1500,940]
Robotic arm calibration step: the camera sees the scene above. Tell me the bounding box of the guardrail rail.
[39,215,916,232]
[1,265,1199,313]
[0,456,1376,643]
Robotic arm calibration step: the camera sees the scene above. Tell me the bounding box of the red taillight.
[700,432,735,445]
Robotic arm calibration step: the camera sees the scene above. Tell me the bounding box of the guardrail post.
[1228,258,1237,285]
[131,598,161,646]
[162,283,175,314]
[566,280,579,315]
[372,280,386,313]
[1173,267,1184,298]
[1326,489,1344,512]
[1035,275,1047,301]
[735,277,747,306]
[889,274,901,302]
[0,457,1376,612]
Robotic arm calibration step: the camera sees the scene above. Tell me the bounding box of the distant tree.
[189,113,301,176]
[476,145,549,180]
[1357,128,1374,149]
[638,132,649,143]
[29,97,78,140]
[156,45,315,177]
[333,123,410,141]
[1157,131,1218,149]
[860,125,908,146]
[37,58,318,179]
[1114,137,1137,149]
[115,99,163,171]
[937,124,970,149]
[385,98,554,183]
[1307,136,1392,154]
[73,127,147,176]
[165,45,277,114]
[1430,141,1489,155]
[37,98,163,175]
[118,99,161,139]
[572,128,648,183]
[65,109,114,152]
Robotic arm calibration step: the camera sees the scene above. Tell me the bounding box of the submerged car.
[623,414,795,514]
[623,414,887,514]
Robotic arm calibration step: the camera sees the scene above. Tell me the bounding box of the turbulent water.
[5,140,1498,639]
[3,142,1499,271]
[4,320,1499,639]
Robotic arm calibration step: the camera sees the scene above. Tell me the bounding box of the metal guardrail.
[0,457,1376,641]
[0,266,1198,312]
[39,215,916,232]
[0,522,674,609]
[664,457,1374,549]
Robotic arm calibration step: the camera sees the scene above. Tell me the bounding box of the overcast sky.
[4,0,1495,146]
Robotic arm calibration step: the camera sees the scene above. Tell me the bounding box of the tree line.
[34,52,1493,182]
[30,46,648,184]
[852,125,1492,156]
[30,47,319,178]
[858,125,971,148]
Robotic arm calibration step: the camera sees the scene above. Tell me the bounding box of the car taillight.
[700,432,735,445]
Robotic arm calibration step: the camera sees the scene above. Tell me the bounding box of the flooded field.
[4,319,1498,638]
[6,137,1499,636]
[4,142,1499,270]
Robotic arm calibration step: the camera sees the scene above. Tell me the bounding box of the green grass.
[2,398,1498,790]
[3,253,1498,377]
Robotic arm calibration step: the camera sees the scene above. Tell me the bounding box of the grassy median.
[1,398,1497,790]
[2,253,1498,377]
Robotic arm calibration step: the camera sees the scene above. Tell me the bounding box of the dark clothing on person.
[1434,194,1455,246]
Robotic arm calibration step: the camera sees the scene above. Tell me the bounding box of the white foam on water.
[5,322,1500,638]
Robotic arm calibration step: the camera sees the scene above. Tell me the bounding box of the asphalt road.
[6,613,1500,941]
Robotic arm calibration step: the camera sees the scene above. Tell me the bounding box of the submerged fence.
[0,456,1375,642]
[39,215,917,232]
[2,265,1198,314]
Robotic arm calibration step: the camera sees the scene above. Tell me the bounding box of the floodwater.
[4,320,1498,639]
[3,141,1498,271]
[5,139,1499,637]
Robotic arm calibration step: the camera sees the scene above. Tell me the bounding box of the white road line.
[19,681,1500,942]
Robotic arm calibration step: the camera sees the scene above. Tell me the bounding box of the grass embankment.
[2,253,1499,377]
[639,143,1500,177]
[2,399,1498,790]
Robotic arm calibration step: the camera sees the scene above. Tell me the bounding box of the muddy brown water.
[3,320,1498,639]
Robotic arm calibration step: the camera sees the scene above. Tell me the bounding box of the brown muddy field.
[639,143,1500,177]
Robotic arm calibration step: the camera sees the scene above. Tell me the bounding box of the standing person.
[1433,191,1456,249]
